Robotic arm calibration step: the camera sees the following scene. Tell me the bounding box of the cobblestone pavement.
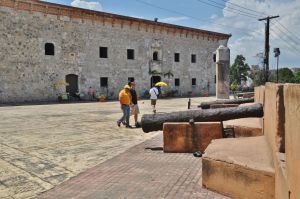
[39,135,228,199]
[0,97,216,198]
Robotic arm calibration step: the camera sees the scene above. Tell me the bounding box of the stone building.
[0,0,230,103]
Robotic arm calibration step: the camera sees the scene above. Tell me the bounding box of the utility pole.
[258,15,279,83]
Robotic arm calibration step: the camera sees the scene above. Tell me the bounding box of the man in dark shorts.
[128,81,141,128]
[149,86,159,113]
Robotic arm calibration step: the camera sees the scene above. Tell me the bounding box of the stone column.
[216,45,230,99]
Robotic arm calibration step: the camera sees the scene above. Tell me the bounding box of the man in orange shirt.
[117,85,132,128]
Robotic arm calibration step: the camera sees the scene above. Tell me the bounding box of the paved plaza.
[39,135,227,199]
[0,97,226,199]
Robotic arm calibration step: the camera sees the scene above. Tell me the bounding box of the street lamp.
[274,48,280,83]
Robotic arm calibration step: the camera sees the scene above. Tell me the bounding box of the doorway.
[66,74,78,95]
[150,76,161,87]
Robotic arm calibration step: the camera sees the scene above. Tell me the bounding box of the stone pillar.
[216,45,230,99]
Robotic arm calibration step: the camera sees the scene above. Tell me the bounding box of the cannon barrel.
[141,103,263,133]
[198,98,254,109]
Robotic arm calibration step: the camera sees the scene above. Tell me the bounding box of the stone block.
[254,86,265,105]
[163,122,222,153]
[223,117,262,137]
[202,136,275,199]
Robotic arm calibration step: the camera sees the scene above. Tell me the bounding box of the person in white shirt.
[149,86,160,113]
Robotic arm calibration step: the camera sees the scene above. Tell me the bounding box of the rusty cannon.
[198,98,254,109]
[141,103,263,133]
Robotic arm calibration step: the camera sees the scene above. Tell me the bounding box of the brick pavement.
[39,135,229,199]
[0,97,216,198]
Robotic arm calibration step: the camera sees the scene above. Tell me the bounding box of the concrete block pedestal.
[163,122,222,153]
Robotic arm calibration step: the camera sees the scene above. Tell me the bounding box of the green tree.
[230,55,250,85]
[294,71,300,83]
[278,68,295,83]
[230,82,238,92]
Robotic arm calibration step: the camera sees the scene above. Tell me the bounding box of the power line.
[195,0,259,19]
[269,30,300,55]
[269,30,299,76]
[220,0,300,50]
[270,28,300,54]
[205,0,300,49]
[272,29,300,51]
[273,20,300,42]
[205,0,262,18]
[271,21,300,48]
[137,0,300,56]
[223,0,300,67]
[134,0,254,34]
[219,0,267,17]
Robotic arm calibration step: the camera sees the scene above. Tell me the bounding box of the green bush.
[230,83,238,92]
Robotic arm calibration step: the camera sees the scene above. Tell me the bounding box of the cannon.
[141,103,263,133]
[198,98,254,109]
[236,92,255,99]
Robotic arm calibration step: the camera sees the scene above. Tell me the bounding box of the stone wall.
[0,1,230,103]
[282,84,300,199]
[263,83,285,154]
[265,83,300,199]
[202,83,300,199]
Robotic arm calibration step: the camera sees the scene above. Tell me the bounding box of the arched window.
[153,51,158,61]
[45,43,55,55]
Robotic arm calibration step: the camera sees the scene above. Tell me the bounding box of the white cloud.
[205,0,300,67]
[210,14,218,20]
[160,16,189,23]
[71,0,102,11]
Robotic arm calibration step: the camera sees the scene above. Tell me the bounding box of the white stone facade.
[0,1,230,103]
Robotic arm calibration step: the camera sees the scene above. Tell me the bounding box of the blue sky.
[44,0,300,69]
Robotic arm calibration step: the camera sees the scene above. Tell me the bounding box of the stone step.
[202,136,275,199]
[223,117,263,137]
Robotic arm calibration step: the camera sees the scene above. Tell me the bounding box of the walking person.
[117,85,132,128]
[128,81,141,128]
[149,86,160,113]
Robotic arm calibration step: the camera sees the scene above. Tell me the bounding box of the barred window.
[174,53,180,62]
[127,49,135,60]
[99,47,108,58]
[175,78,180,86]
